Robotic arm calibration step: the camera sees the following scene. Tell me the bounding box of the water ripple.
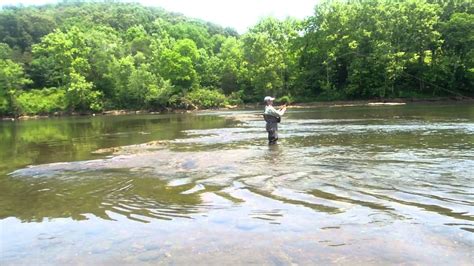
[4,111,474,239]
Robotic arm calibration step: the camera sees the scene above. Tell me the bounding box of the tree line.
[0,0,472,116]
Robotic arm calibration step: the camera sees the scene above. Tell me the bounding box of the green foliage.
[127,62,173,109]
[105,53,174,109]
[0,94,9,115]
[157,38,200,90]
[0,0,472,116]
[66,70,102,112]
[276,95,294,105]
[167,22,213,50]
[0,8,57,52]
[145,78,174,109]
[0,43,12,59]
[16,88,66,115]
[105,55,133,107]
[0,59,31,92]
[126,25,152,56]
[198,54,224,88]
[185,88,227,108]
[226,90,244,105]
[299,0,473,99]
[219,37,246,94]
[438,12,474,92]
[82,26,121,93]
[242,17,300,99]
[0,59,31,115]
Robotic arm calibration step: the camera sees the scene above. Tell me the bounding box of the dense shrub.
[227,90,244,105]
[0,94,9,115]
[16,88,66,115]
[185,88,227,108]
[144,78,174,109]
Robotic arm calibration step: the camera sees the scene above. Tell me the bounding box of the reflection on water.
[1,103,474,264]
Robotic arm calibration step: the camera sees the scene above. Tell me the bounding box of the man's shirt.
[264,105,285,117]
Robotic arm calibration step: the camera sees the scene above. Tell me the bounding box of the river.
[0,103,473,265]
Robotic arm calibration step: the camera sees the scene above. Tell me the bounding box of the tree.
[158,39,199,90]
[0,59,31,115]
[125,24,152,56]
[31,26,91,87]
[66,69,102,112]
[0,0,472,116]
[242,17,300,99]
[83,26,122,97]
[197,52,223,89]
[219,37,245,94]
[439,12,474,93]
[0,43,13,59]
[300,0,448,99]
[127,62,160,108]
[167,22,212,50]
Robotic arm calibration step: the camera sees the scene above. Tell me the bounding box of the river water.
[0,103,473,265]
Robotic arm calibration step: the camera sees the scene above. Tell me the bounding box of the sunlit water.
[1,103,473,265]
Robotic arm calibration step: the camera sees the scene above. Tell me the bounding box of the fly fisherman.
[263,96,287,145]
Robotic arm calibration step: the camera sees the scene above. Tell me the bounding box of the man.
[263,96,287,145]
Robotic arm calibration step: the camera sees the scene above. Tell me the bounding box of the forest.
[0,0,472,116]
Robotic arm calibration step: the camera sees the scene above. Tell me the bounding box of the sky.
[0,0,319,33]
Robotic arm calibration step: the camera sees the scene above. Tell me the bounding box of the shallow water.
[1,103,473,265]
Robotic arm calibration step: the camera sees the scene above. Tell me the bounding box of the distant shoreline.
[2,96,473,121]
[282,96,474,109]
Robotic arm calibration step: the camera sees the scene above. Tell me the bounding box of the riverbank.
[2,96,472,121]
[281,96,473,108]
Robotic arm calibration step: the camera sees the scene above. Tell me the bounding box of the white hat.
[264,96,275,102]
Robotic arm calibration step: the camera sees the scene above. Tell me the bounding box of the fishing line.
[322,50,472,99]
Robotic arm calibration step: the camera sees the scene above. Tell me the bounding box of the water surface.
[1,103,473,264]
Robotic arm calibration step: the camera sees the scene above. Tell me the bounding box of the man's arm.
[265,106,282,117]
[279,105,287,116]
